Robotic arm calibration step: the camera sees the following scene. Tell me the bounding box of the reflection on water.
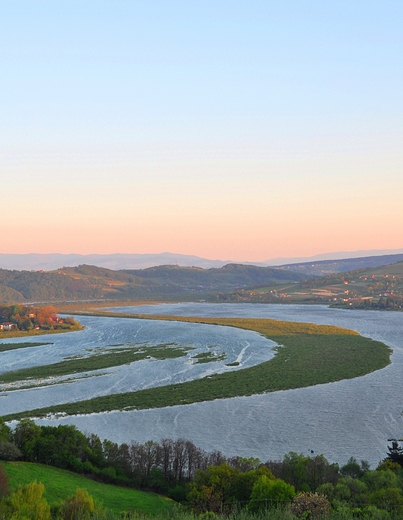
[5,303,403,466]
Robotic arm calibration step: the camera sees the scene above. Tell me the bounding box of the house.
[0,322,17,331]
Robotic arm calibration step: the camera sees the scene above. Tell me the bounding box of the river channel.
[2,303,402,466]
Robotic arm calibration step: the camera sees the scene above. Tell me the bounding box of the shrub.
[59,488,96,520]
[7,481,51,520]
[291,492,330,518]
[0,441,22,461]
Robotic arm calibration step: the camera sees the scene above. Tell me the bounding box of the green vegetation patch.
[192,351,226,364]
[0,342,52,353]
[2,314,391,420]
[2,461,174,515]
[0,343,191,386]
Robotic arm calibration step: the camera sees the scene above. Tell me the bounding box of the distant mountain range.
[0,253,234,271]
[1,248,403,271]
[264,248,403,266]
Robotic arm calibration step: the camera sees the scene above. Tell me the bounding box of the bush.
[291,492,330,518]
[7,481,51,520]
[59,488,96,520]
[0,441,22,461]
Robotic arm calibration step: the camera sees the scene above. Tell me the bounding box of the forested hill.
[277,253,403,276]
[0,263,306,303]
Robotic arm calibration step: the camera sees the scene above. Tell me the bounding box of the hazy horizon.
[1,247,403,272]
[2,1,402,259]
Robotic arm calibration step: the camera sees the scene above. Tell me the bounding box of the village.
[0,304,80,332]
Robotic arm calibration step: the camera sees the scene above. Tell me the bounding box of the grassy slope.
[1,461,174,515]
[2,314,391,420]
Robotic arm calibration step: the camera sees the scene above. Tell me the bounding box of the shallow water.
[4,303,403,466]
[0,314,275,414]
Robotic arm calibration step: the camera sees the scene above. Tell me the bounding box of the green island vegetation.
[0,343,192,387]
[0,304,82,338]
[192,351,226,364]
[2,418,403,518]
[2,313,391,421]
[0,341,52,353]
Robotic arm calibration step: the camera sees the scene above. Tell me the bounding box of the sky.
[1,1,402,262]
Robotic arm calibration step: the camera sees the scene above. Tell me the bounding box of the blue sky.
[1,1,402,260]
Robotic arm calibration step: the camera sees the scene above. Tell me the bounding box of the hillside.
[2,462,174,515]
[218,261,403,309]
[277,253,403,276]
[0,264,305,303]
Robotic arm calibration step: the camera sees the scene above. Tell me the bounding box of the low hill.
[277,253,403,276]
[0,264,306,303]
[2,461,174,515]
[218,261,403,309]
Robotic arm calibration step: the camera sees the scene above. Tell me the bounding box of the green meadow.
[1,461,174,515]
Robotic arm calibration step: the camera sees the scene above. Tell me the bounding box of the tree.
[370,487,403,512]
[340,457,366,479]
[12,419,41,461]
[187,463,243,512]
[0,441,22,461]
[0,419,10,442]
[248,475,295,512]
[362,469,401,492]
[386,440,403,466]
[377,459,401,473]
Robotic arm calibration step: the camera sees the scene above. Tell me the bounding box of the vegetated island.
[2,310,392,421]
[0,304,82,339]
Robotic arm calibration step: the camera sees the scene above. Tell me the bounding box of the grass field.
[1,461,175,515]
[2,313,391,421]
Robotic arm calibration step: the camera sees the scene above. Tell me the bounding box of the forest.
[2,418,403,518]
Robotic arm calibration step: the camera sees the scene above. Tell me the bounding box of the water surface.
[4,303,402,466]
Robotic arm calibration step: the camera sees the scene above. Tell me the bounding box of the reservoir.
[2,303,402,466]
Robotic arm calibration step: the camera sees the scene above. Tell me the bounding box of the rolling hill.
[217,261,403,309]
[0,263,306,303]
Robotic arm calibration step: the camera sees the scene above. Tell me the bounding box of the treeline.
[0,304,80,332]
[334,296,403,311]
[3,419,403,518]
